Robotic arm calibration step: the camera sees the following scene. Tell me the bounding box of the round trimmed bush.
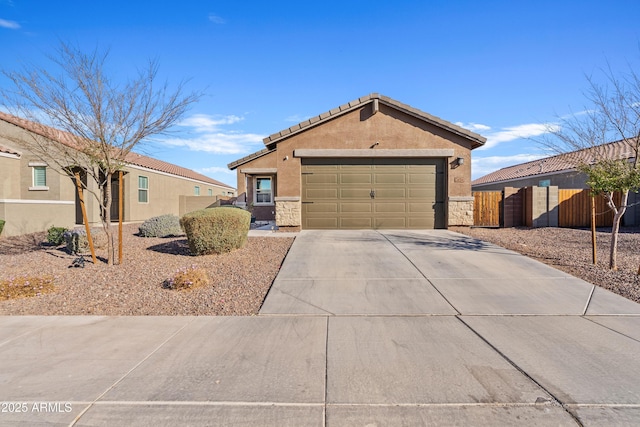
[139,214,183,237]
[180,207,250,255]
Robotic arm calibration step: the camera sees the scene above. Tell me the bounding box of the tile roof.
[0,111,234,189]
[472,140,637,186]
[263,93,487,149]
[0,143,21,157]
[227,148,275,170]
[229,93,487,170]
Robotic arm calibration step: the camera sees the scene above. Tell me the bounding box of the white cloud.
[477,123,559,151]
[455,122,491,132]
[155,113,264,155]
[208,14,225,24]
[199,166,235,175]
[472,153,547,180]
[0,18,20,29]
[178,114,243,131]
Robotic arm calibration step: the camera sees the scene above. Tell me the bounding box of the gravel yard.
[451,226,640,304]
[2,224,639,314]
[0,224,294,315]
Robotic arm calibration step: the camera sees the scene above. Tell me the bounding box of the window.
[539,179,551,187]
[208,188,213,196]
[28,163,48,190]
[255,177,272,204]
[33,166,47,187]
[138,176,148,203]
[194,186,200,196]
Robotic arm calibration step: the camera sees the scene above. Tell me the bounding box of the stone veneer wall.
[448,196,474,226]
[274,197,301,227]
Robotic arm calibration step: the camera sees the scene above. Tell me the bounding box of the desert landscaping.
[1,225,639,315]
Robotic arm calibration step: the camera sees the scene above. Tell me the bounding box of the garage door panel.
[341,202,372,213]
[305,173,338,184]
[305,202,338,213]
[409,188,437,200]
[375,188,407,199]
[340,188,372,199]
[408,172,436,185]
[408,202,432,213]
[409,216,435,228]
[306,217,339,228]
[375,202,406,213]
[301,158,445,229]
[340,217,373,228]
[305,188,339,199]
[374,217,407,228]
[374,173,406,184]
[340,173,372,184]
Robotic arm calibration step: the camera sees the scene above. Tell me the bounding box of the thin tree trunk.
[608,190,629,271]
[103,171,114,265]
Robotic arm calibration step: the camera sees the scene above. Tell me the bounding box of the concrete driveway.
[2,230,640,426]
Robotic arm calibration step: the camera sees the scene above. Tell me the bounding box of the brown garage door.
[301,158,445,229]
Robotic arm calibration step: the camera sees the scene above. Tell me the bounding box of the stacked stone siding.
[275,197,301,227]
[448,197,474,226]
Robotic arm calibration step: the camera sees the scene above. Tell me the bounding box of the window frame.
[194,186,200,196]
[254,176,273,205]
[138,175,149,204]
[29,163,49,191]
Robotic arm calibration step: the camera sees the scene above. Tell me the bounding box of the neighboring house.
[228,93,486,230]
[472,140,639,225]
[0,112,236,237]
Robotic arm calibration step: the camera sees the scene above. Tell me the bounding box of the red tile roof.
[0,111,234,189]
[472,140,637,186]
[0,143,21,157]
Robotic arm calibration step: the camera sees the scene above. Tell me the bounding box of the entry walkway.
[1,230,639,426]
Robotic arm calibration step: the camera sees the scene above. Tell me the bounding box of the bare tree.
[1,42,201,265]
[544,64,640,270]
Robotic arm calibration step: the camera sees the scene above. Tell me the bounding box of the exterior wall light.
[456,157,464,166]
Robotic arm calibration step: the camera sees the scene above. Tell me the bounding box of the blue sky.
[1,0,639,187]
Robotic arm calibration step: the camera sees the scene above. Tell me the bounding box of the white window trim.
[138,175,149,204]
[30,165,49,191]
[254,176,274,206]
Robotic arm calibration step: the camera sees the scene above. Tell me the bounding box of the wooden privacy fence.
[473,191,502,227]
[473,187,620,228]
[558,189,620,227]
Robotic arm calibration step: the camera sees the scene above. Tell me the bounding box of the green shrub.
[47,226,68,245]
[63,228,108,254]
[0,220,4,236]
[139,214,183,237]
[180,207,250,255]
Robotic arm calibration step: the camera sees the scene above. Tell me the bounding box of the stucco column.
[274,196,301,228]
[448,196,474,226]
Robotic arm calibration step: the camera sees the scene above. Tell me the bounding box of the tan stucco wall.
[1,118,237,234]
[271,105,472,199]
[0,156,21,199]
[123,166,234,222]
[0,201,75,237]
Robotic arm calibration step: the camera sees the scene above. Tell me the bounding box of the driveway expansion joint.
[456,316,585,427]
